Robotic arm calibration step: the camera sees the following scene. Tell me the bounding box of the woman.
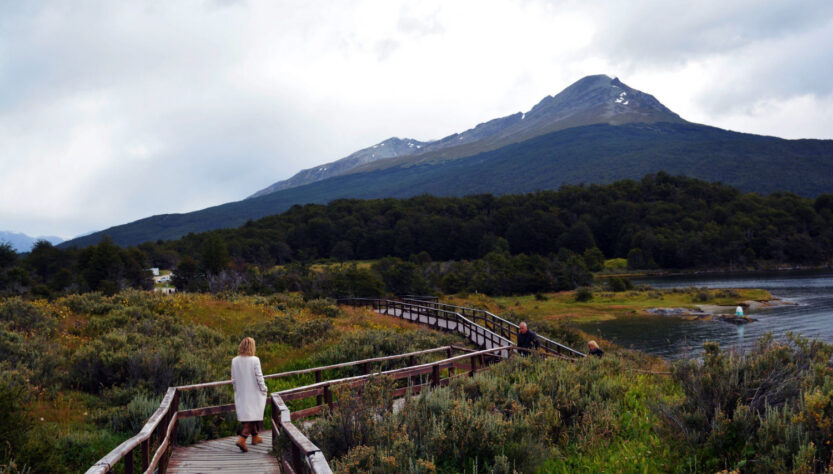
[231,337,268,452]
[588,340,604,358]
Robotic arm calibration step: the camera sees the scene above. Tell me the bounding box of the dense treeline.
[2,173,832,298]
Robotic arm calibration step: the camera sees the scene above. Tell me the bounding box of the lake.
[572,270,833,359]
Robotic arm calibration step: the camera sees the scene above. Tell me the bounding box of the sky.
[1,0,832,240]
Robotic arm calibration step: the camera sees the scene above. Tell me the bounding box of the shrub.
[575,287,593,302]
[656,335,833,472]
[606,276,633,292]
[304,298,343,318]
[0,298,54,334]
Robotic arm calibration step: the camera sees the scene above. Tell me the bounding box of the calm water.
[572,270,833,359]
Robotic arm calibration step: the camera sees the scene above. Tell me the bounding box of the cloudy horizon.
[2,0,832,240]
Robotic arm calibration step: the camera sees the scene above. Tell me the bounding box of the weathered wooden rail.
[398,297,587,358]
[339,297,586,359]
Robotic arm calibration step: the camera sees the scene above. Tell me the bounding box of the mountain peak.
[524,74,683,127]
[250,74,685,198]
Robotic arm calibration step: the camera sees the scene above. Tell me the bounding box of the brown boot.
[235,436,248,452]
[251,433,263,445]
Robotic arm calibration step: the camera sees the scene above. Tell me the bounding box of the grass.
[448,287,773,325]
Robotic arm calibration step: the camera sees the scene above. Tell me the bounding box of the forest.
[2,173,832,299]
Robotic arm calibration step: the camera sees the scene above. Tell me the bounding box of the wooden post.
[315,371,323,406]
[141,439,150,471]
[124,449,134,474]
[363,362,371,374]
[431,364,440,387]
[324,385,333,410]
[291,442,303,472]
[470,355,477,377]
[409,355,419,387]
[446,347,455,377]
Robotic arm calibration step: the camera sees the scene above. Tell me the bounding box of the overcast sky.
[1,0,832,240]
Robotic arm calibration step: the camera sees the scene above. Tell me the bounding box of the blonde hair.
[238,337,256,356]
[588,340,599,350]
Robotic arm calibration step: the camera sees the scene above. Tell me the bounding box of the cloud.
[0,0,831,238]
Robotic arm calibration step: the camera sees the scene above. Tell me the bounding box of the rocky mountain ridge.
[251,74,684,197]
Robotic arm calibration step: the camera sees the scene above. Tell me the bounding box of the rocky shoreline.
[646,298,797,325]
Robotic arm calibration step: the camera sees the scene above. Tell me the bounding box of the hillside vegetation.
[307,333,833,473]
[0,291,457,472]
[5,175,833,300]
[2,289,832,472]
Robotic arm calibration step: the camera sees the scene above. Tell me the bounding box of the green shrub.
[606,276,633,292]
[108,393,160,434]
[657,335,833,472]
[245,316,334,348]
[575,287,593,302]
[305,298,343,318]
[0,372,31,465]
[0,299,54,334]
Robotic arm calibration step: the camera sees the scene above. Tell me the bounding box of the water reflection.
[571,270,833,359]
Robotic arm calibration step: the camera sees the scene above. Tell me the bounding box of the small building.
[149,267,160,276]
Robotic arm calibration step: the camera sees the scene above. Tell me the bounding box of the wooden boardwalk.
[167,431,280,473]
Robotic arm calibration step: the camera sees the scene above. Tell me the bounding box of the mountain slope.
[0,231,63,253]
[61,122,833,248]
[249,137,428,198]
[251,75,683,196]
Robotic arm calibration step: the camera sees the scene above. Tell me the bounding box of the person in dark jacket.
[517,322,540,356]
[588,340,604,358]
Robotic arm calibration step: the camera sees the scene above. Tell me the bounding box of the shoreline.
[596,264,832,280]
[646,296,797,325]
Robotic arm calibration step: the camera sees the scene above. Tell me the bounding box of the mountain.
[60,120,833,249]
[252,75,684,196]
[249,137,428,198]
[0,231,64,253]
[59,74,833,249]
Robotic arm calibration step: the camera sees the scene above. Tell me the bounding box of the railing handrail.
[86,386,177,474]
[277,345,513,398]
[176,345,458,391]
[344,298,516,350]
[398,298,587,358]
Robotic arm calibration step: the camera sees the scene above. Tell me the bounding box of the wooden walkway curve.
[167,431,279,473]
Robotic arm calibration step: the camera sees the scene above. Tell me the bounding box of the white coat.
[231,355,268,422]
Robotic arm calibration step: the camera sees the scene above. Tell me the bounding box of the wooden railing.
[339,298,514,355]
[398,298,587,358]
[86,387,179,474]
[339,297,585,358]
[87,345,475,474]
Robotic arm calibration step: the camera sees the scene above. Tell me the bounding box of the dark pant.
[239,421,263,438]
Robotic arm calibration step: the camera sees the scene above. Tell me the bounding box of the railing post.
[316,370,323,406]
[409,355,419,387]
[470,355,477,377]
[363,362,371,374]
[124,449,134,474]
[324,385,333,410]
[141,439,150,471]
[431,364,440,387]
[446,347,454,378]
[291,442,303,472]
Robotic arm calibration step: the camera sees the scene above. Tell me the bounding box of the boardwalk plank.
[168,430,280,473]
